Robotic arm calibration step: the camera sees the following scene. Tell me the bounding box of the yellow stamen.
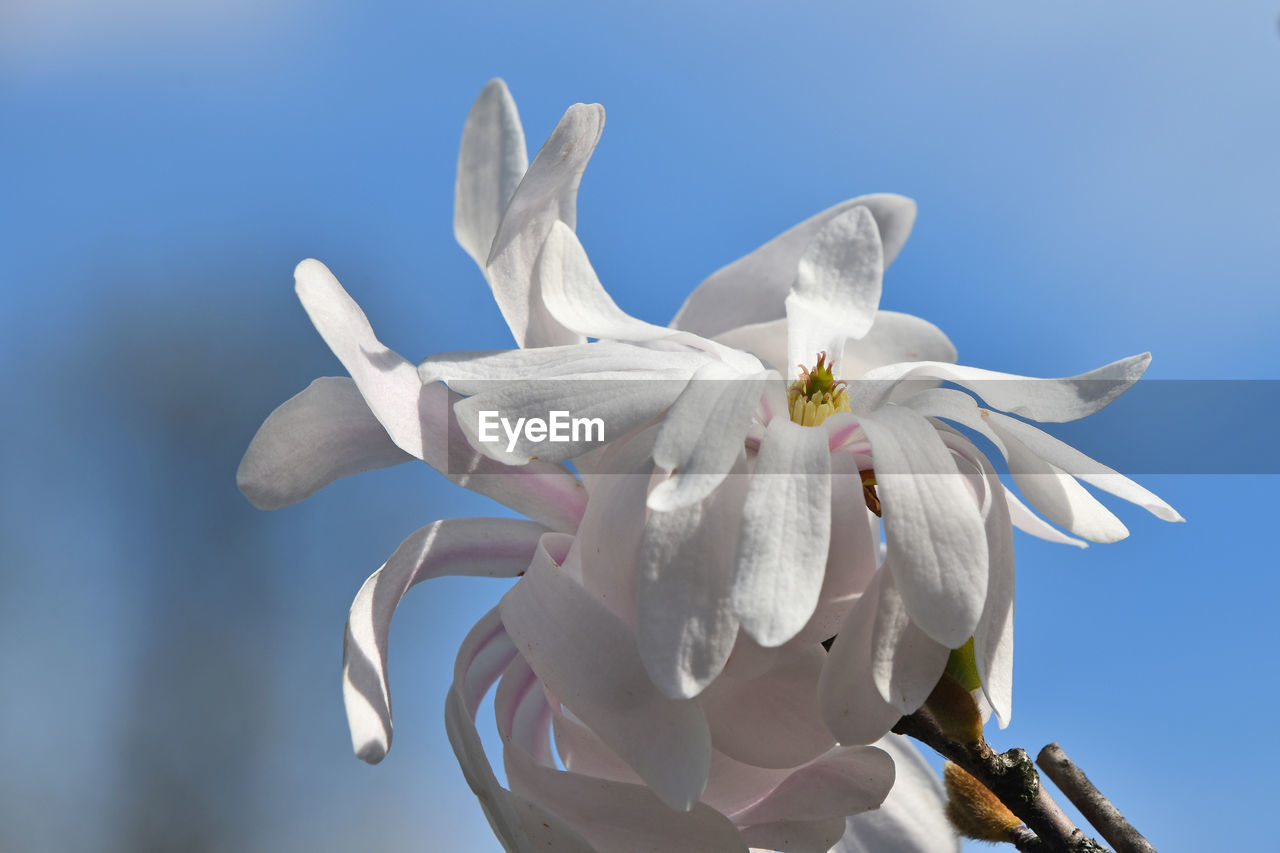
[786,351,850,428]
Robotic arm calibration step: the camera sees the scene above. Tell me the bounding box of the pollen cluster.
[787,352,851,427]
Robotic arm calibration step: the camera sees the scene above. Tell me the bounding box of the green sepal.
[946,637,982,692]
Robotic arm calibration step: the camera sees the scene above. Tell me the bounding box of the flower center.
[787,351,850,427]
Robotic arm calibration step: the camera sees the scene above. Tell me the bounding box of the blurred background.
[2,1,1277,850]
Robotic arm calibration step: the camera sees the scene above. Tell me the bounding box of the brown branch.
[1037,743,1157,853]
[893,709,1109,853]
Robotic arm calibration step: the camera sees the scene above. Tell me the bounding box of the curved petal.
[294,259,587,531]
[505,743,749,853]
[454,79,528,269]
[854,353,1152,423]
[485,103,605,347]
[649,362,766,511]
[858,405,988,647]
[238,377,412,510]
[342,518,548,763]
[785,205,884,376]
[672,194,917,338]
[1005,487,1087,547]
[499,543,712,811]
[421,340,712,390]
[638,462,747,698]
[986,410,1183,523]
[732,418,832,647]
[732,745,894,824]
[834,734,959,853]
[869,570,950,714]
[739,818,848,853]
[841,311,957,376]
[698,645,835,769]
[818,572,915,746]
[444,610,596,853]
[294,258,431,457]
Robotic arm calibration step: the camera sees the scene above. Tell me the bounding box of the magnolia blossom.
[417,81,1183,750]
[240,80,962,852]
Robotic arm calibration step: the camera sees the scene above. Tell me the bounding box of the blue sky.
[2,2,1278,851]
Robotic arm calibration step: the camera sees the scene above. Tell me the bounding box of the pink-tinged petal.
[835,734,959,853]
[494,654,555,767]
[855,353,1152,423]
[786,206,884,376]
[672,195,917,338]
[733,745,894,824]
[294,259,587,530]
[342,518,547,763]
[238,376,412,510]
[740,819,848,853]
[486,103,604,348]
[986,410,1183,523]
[859,405,988,647]
[638,464,747,698]
[442,610,528,847]
[454,79,528,270]
[503,673,748,851]
[551,699,643,783]
[500,546,712,811]
[733,419,832,647]
[649,362,766,511]
[819,572,912,746]
[698,646,835,769]
[445,611,598,853]
[869,570,950,714]
[505,745,749,853]
[841,310,957,376]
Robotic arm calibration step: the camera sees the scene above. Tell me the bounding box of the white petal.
[505,744,749,853]
[238,377,412,510]
[573,427,658,622]
[818,573,905,746]
[834,734,959,853]
[672,195,917,338]
[973,462,1015,727]
[739,818,848,853]
[841,310,958,376]
[733,745,894,824]
[854,353,1152,423]
[342,518,547,763]
[638,465,747,698]
[858,406,988,647]
[698,645,835,769]
[294,259,587,530]
[499,545,712,811]
[649,362,766,511]
[869,570,950,714]
[421,339,712,390]
[986,410,1183,522]
[294,258,431,457]
[486,103,604,347]
[788,205,885,362]
[454,79,528,269]
[733,419,832,647]
[714,318,790,374]
[453,373,693,464]
[1005,487,1087,547]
